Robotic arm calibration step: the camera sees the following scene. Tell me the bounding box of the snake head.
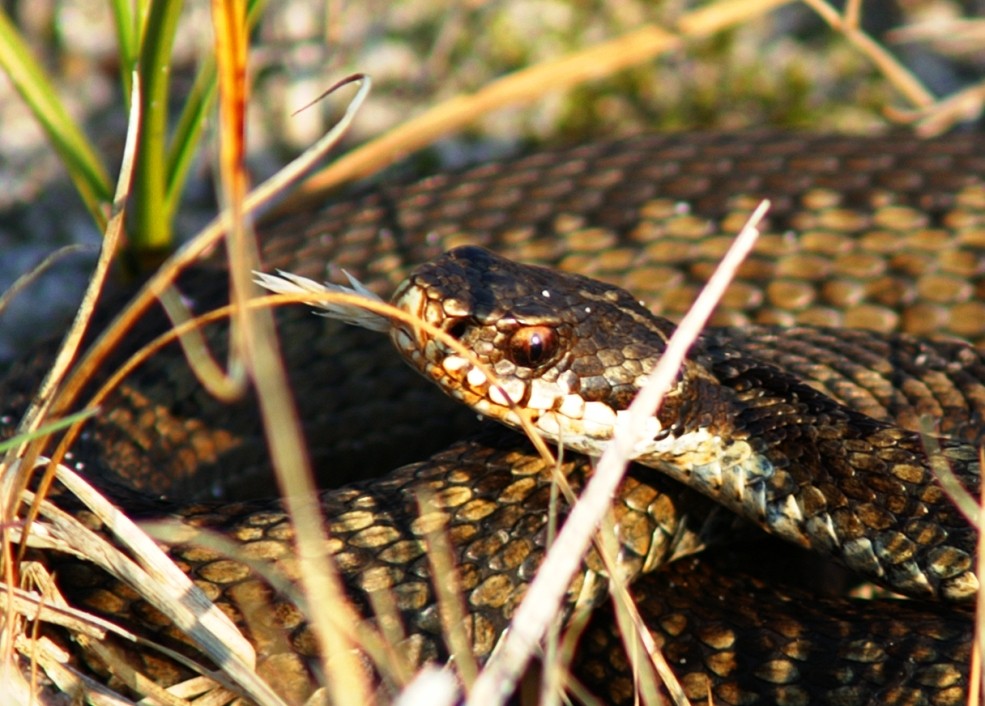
[390,246,685,454]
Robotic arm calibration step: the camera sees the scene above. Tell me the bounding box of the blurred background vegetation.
[0,0,981,360]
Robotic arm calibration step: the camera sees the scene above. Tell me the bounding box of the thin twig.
[798,0,935,109]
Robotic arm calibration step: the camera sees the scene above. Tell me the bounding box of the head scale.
[389,246,683,454]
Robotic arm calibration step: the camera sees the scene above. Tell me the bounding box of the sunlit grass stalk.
[107,0,145,100]
[0,8,113,229]
[130,0,185,255]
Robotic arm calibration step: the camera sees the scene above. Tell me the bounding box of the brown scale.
[576,550,973,706]
[5,131,985,703]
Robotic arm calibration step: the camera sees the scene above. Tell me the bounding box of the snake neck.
[648,337,981,602]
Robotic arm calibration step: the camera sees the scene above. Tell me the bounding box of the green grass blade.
[0,408,99,455]
[108,0,145,101]
[130,0,185,254]
[0,8,112,230]
[165,56,217,222]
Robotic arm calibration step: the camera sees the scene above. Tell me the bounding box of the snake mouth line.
[389,279,428,366]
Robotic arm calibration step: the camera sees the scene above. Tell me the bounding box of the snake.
[4,130,985,705]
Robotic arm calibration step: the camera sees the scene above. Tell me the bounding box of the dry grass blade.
[9,559,260,704]
[50,465,256,662]
[975,446,985,705]
[608,583,682,706]
[0,70,140,528]
[467,200,770,705]
[8,566,116,640]
[0,71,143,694]
[291,0,793,206]
[212,2,373,696]
[919,420,980,530]
[887,15,985,61]
[553,608,602,706]
[364,586,417,687]
[3,70,138,434]
[76,637,195,706]
[393,667,459,706]
[0,244,94,318]
[9,459,292,706]
[538,465,567,706]
[798,0,934,109]
[292,26,679,201]
[677,0,791,34]
[155,287,248,402]
[143,518,406,687]
[13,633,140,706]
[890,80,985,136]
[415,491,480,689]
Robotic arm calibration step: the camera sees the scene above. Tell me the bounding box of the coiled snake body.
[5,131,985,704]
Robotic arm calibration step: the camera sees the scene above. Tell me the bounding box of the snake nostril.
[445,318,470,341]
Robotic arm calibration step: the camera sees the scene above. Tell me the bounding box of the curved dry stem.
[1,73,372,706]
[889,80,985,136]
[4,70,141,534]
[0,244,95,318]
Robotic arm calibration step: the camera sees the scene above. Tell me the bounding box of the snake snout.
[389,278,430,371]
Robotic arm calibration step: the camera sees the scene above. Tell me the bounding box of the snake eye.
[508,325,558,368]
